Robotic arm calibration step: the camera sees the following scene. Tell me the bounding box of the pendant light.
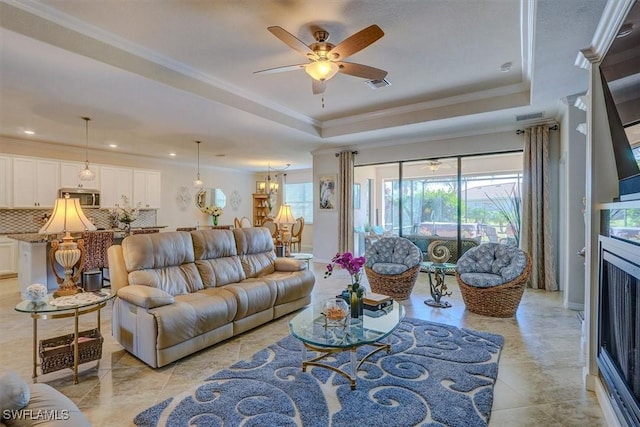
[78,117,96,181]
[193,140,204,190]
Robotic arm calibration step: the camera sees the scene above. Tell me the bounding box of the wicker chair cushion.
[365,236,422,270]
[459,272,505,288]
[457,243,528,286]
[371,262,409,275]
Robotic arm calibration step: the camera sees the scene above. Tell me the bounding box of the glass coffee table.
[289,301,405,389]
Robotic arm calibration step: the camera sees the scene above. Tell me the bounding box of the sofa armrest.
[274,257,306,272]
[117,285,175,309]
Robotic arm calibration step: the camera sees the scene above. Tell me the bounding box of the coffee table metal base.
[301,340,391,390]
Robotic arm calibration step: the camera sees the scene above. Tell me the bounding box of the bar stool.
[81,230,114,288]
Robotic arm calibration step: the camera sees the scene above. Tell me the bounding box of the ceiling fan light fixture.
[305,61,339,81]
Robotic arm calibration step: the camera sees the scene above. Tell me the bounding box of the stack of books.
[363,292,393,311]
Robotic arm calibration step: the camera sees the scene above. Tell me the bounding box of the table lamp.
[39,195,97,297]
[274,204,295,257]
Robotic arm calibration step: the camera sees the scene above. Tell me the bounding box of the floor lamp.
[39,195,96,297]
[274,204,295,257]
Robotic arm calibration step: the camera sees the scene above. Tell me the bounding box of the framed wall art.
[318,174,337,211]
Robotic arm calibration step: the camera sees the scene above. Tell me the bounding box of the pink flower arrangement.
[325,252,366,297]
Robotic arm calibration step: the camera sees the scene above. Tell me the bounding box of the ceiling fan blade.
[336,62,387,80]
[254,64,307,75]
[329,25,384,60]
[267,26,317,59]
[312,79,326,95]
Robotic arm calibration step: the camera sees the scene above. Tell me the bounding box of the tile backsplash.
[0,208,157,234]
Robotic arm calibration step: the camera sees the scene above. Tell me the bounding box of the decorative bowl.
[323,298,349,326]
[24,283,48,303]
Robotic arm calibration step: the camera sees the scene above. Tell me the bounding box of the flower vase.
[121,222,131,235]
[212,216,218,226]
[350,289,363,319]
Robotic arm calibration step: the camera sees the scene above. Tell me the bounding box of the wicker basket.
[39,329,103,374]
[365,264,420,300]
[456,253,532,318]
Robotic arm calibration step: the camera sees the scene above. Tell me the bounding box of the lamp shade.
[39,197,97,235]
[305,61,339,81]
[274,204,295,225]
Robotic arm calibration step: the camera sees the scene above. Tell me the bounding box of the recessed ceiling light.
[108,144,118,148]
[169,153,176,157]
[23,130,35,135]
[500,62,512,72]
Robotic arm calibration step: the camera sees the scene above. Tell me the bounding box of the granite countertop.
[6,226,167,243]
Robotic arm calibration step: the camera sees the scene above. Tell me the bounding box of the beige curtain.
[521,125,558,291]
[338,151,355,253]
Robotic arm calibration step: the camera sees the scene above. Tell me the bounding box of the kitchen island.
[8,227,165,296]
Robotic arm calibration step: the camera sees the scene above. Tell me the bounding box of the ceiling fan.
[254,25,387,95]
[423,160,453,172]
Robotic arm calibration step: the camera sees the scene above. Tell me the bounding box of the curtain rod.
[516,124,558,135]
[335,150,359,157]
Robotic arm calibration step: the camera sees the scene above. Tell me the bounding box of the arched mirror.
[196,188,226,209]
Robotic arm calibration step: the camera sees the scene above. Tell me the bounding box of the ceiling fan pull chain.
[322,94,325,109]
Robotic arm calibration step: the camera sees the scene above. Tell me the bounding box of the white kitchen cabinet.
[12,157,59,208]
[100,166,133,208]
[60,161,100,190]
[0,156,11,208]
[0,236,18,276]
[133,170,161,209]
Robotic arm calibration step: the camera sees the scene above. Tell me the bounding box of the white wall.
[0,136,255,230]
[559,100,587,310]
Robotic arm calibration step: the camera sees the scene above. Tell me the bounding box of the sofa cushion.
[365,237,422,269]
[117,285,175,309]
[128,264,203,296]
[264,270,316,305]
[123,232,203,295]
[459,272,505,288]
[0,370,30,413]
[223,278,277,320]
[233,228,277,278]
[457,243,528,283]
[192,229,245,287]
[371,262,409,275]
[151,289,237,349]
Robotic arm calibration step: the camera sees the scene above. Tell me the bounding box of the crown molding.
[575,0,635,69]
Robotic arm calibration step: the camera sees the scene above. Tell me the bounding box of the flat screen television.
[599,1,640,201]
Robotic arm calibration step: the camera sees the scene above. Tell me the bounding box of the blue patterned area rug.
[134,318,504,427]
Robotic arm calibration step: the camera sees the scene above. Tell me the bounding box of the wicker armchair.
[364,236,423,300]
[455,243,531,317]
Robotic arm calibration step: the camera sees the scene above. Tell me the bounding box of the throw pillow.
[0,369,30,415]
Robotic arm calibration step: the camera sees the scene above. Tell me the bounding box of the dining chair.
[261,218,278,242]
[233,217,242,229]
[240,217,252,228]
[290,217,304,252]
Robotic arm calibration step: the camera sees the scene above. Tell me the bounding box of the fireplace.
[598,235,640,426]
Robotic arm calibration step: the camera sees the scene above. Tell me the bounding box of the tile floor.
[0,263,606,426]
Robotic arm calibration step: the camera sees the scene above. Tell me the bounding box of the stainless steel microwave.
[58,188,100,208]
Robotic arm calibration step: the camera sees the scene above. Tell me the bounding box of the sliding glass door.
[355,152,522,259]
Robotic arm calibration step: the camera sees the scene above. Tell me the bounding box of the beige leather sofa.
[107,227,315,368]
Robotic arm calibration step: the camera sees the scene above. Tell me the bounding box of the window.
[285,182,313,223]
